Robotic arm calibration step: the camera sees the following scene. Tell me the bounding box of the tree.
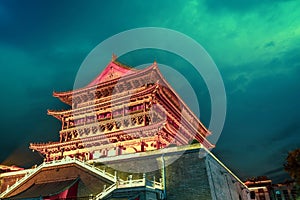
[284,148,300,184]
[284,148,300,198]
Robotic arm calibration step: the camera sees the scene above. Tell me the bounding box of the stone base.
[92,144,250,200]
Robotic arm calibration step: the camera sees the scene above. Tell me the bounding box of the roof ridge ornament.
[153,60,157,68]
[111,53,118,62]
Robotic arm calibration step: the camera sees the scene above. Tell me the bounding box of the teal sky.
[0,0,299,183]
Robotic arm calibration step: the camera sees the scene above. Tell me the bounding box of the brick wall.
[164,149,212,200]
[206,154,249,200]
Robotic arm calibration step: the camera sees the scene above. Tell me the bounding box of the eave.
[52,61,155,105]
[149,67,211,138]
[48,83,159,121]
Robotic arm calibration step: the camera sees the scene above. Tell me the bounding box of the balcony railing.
[94,174,163,200]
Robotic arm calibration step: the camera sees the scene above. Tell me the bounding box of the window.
[276,190,282,200]
[283,190,290,200]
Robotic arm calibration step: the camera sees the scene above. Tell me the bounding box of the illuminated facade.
[0,57,251,200]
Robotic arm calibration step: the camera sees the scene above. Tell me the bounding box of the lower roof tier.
[30,122,214,162]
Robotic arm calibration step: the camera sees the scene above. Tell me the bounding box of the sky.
[0,0,299,183]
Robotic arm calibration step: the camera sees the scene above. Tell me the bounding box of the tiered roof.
[30,57,214,161]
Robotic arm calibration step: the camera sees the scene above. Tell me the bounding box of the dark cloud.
[271,122,300,142]
[264,41,275,48]
[264,168,290,183]
[264,167,285,176]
